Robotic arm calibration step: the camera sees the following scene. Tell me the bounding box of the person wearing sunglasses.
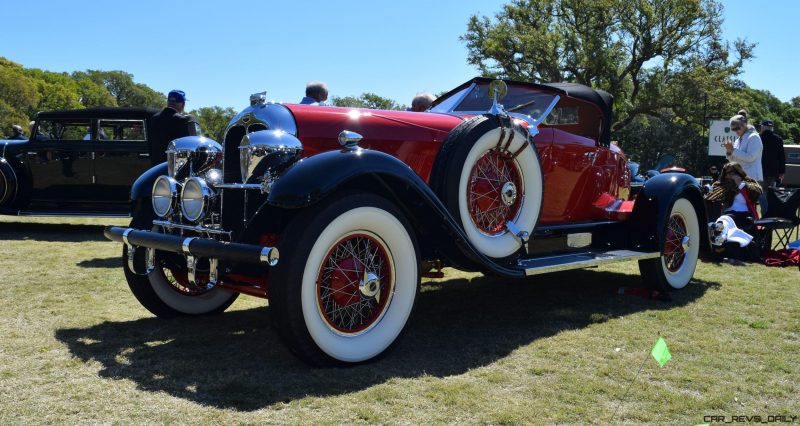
[724,109,763,184]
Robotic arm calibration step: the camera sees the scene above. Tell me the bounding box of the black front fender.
[130,162,168,202]
[629,172,710,253]
[268,148,425,209]
[265,148,525,278]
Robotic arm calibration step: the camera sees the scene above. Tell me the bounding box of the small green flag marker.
[651,336,672,367]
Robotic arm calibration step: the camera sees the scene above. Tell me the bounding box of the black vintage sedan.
[0,107,159,216]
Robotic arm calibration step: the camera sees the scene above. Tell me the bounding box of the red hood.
[282,104,465,183]
[284,104,464,141]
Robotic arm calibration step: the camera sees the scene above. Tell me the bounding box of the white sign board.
[708,120,736,156]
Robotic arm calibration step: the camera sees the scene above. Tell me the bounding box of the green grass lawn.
[0,216,798,425]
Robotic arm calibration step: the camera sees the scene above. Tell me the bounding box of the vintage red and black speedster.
[105,78,708,365]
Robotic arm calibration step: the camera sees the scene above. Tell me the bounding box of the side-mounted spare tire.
[430,115,543,259]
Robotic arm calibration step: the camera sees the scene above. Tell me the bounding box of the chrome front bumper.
[104,226,279,281]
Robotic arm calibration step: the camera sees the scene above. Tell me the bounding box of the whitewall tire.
[639,198,701,290]
[431,115,543,259]
[269,193,419,365]
[147,266,238,315]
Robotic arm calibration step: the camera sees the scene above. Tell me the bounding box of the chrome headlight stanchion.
[145,247,156,274]
[122,228,141,275]
[208,258,219,289]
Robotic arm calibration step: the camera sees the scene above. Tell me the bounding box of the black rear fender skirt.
[629,173,710,253]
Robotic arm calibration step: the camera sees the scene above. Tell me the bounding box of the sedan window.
[98,119,146,141]
[35,119,92,141]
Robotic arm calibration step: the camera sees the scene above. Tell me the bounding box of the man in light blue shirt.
[299,81,329,105]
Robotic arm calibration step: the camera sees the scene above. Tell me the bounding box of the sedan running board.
[17,210,130,218]
[518,250,660,276]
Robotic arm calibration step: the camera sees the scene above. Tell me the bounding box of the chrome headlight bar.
[239,130,303,184]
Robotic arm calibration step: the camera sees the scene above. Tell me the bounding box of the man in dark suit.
[759,120,786,189]
[149,90,201,165]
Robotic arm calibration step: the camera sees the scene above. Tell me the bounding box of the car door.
[92,118,152,205]
[25,117,94,208]
[538,127,600,223]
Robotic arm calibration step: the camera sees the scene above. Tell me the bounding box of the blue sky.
[3,1,798,109]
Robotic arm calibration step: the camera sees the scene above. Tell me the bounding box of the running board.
[518,250,660,276]
[17,210,130,218]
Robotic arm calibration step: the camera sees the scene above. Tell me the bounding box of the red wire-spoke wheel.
[639,198,700,291]
[162,265,208,296]
[467,149,524,236]
[316,232,394,336]
[269,193,418,365]
[431,115,543,259]
[663,214,689,272]
[121,220,237,318]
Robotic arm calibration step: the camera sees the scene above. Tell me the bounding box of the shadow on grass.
[0,222,108,242]
[76,257,122,268]
[55,269,719,410]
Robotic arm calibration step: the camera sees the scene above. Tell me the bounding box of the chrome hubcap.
[501,181,517,206]
[681,236,690,251]
[359,271,381,303]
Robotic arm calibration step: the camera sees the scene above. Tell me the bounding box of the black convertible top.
[434,77,614,145]
[36,107,160,120]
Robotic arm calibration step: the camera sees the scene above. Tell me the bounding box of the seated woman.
[704,162,762,262]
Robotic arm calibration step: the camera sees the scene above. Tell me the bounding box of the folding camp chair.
[754,187,800,251]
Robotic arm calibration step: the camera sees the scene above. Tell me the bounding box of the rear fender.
[629,173,709,253]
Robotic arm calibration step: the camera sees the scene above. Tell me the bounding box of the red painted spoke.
[316,234,393,334]
[467,149,523,235]
[664,215,688,272]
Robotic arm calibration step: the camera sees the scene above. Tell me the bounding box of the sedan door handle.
[138,153,150,158]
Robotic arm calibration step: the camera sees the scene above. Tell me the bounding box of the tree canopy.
[0,57,165,138]
[332,93,406,110]
[189,106,238,142]
[463,0,754,131]
[0,57,413,141]
[461,0,800,172]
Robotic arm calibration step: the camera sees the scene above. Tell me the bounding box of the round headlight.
[152,176,178,217]
[180,177,214,222]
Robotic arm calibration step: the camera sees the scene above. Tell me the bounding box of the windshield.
[431,81,559,123]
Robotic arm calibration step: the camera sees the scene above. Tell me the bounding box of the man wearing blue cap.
[149,90,201,164]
